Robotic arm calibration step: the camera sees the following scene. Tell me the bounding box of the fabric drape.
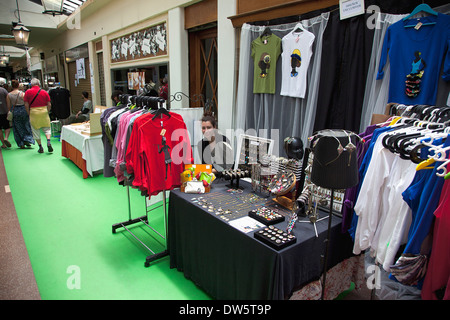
[313,10,375,134]
[235,13,329,156]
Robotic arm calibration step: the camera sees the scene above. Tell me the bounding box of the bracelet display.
[222,169,250,189]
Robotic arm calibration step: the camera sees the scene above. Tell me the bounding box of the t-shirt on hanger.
[280,24,315,99]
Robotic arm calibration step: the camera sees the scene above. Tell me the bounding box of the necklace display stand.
[310,129,359,300]
[269,170,297,210]
[270,136,304,210]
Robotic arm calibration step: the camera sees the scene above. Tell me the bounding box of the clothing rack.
[112,180,168,267]
[352,104,450,298]
[119,93,166,110]
[111,93,171,267]
[387,104,450,123]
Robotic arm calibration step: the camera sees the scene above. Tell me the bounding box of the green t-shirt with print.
[251,34,282,94]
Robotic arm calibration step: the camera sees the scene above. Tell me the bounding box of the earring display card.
[254,225,296,250]
[248,207,285,225]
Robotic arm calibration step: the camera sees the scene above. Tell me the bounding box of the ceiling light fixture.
[11,0,30,47]
[0,46,10,65]
[41,0,65,16]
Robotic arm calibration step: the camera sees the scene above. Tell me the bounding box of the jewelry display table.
[168,180,355,300]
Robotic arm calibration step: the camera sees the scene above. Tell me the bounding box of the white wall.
[30,0,239,134]
[168,7,190,109]
[36,0,197,60]
[217,0,237,132]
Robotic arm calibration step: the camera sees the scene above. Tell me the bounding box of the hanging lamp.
[41,0,65,16]
[11,0,30,47]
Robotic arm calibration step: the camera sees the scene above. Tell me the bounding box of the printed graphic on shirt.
[405,51,426,98]
[258,53,271,78]
[158,136,172,179]
[290,49,302,77]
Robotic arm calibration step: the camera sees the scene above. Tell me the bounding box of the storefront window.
[112,64,168,98]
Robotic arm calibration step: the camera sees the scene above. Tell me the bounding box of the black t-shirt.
[49,87,71,119]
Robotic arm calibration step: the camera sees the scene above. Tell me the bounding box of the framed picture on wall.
[111,22,167,63]
[76,58,85,79]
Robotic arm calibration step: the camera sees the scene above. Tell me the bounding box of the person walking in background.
[24,78,53,154]
[0,80,12,149]
[6,80,35,149]
[159,77,168,100]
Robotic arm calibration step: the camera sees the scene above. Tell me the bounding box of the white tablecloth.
[61,125,104,177]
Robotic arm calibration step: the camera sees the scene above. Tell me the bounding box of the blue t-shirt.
[401,138,449,255]
[377,13,450,105]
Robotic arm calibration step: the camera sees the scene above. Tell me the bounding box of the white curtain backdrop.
[235,5,449,153]
[359,12,406,132]
[235,13,330,157]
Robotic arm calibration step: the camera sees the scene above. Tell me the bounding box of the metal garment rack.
[112,180,168,267]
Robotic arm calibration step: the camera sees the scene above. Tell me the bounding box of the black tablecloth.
[168,180,354,300]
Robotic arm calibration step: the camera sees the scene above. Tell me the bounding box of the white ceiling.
[0,0,86,59]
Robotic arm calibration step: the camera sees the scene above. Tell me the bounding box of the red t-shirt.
[24,86,51,108]
[126,112,193,196]
[421,163,450,300]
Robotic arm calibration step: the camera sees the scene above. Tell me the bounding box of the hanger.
[407,128,449,164]
[393,131,423,155]
[260,26,272,38]
[382,116,445,161]
[409,143,429,164]
[387,103,399,115]
[437,108,450,123]
[293,23,305,33]
[126,95,133,108]
[433,137,450,178]
[136,96,143,108]
[381,122,417,151]
[436,158,450,177]
[403,4,437,20]
[129,96,142,113]
[397,131,426,160]
[416,157,436,170]
[403,4,437,28]
[416,135,448,170]
[151,98,171,120]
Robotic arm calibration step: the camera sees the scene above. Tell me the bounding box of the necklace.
[309,129,361,167]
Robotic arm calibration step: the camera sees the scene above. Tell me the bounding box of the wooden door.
[189,27,218,116]
[68,58,92,113]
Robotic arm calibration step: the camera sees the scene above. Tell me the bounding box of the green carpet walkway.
[1,135,210,300]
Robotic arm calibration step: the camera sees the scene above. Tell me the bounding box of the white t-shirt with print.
[280,28,315,99]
